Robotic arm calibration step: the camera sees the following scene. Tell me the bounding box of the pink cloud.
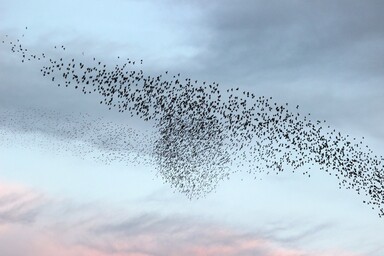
[0,180,368,256]
[0,180,48,225]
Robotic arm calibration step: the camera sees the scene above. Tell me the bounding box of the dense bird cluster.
[2,30,384,216]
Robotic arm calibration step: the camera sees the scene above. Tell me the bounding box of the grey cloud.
[184,0,384,82]
[0,188,47,224]
[267,222,333,244]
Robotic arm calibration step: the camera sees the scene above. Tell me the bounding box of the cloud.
[87,218,299,256]
[179,0,384,81]
[0,180,368,256]
[0,182,48,224]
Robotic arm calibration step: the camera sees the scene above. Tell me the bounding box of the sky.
[1,0,384,255]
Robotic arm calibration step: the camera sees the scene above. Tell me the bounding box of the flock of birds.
[1,28,384,217]
[0,108,154,165]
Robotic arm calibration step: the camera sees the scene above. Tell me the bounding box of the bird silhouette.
[2,32,384,217]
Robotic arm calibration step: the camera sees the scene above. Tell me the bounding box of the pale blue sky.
[1,0,384,255]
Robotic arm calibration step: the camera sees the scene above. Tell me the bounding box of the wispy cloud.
[0,182,48,224]
[0,180,366,256]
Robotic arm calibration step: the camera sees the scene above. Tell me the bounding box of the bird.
[2,31,384,217]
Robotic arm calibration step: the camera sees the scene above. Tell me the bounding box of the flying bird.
[2,32,384,217]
